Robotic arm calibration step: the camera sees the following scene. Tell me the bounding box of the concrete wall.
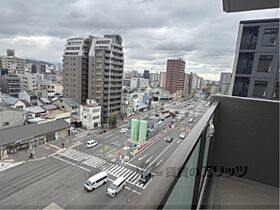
[210,95,279,187]
[0,110,24,130]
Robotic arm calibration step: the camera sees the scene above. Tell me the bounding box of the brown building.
[165,58,185,93]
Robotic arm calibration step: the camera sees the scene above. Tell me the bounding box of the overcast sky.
[0,0,278,80]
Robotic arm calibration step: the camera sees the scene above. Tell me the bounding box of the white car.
[86,140,98,148]
[188,118,194,123]
[120,128,128,133]
[179,132,187,139]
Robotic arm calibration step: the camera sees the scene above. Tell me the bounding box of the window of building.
[92,116,99,120]
[257,55,273,72]
[272,81,279,100]
[232,77,250,97]
[252,80,268,98]
[262,28,278,46]
[240,26,259,49]
[2,122,9,126]
[236,53,254,74]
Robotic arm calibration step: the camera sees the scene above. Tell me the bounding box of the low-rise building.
[37,80,63,95]
[0,105,24,130]
[0,119,71,156]
[54,97,81,125]
[81,99,101,130]
[19,90,38,107]
[0,94,26,110]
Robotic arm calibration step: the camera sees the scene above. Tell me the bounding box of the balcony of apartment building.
[136,95,279,209]
[103,94,121,100]
[104,82,122,88]
[112,47,123,54]
[103,99,121,106]
[104,71,122,77]
[105,88,122,94]
[104,77,122,82]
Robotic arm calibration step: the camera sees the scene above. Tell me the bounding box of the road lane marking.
[138,154,147,161]
[124,162,145,171]
[145,156,153,164]
[52,156,91,172]
[156,159,163,168]
[146,140,175,170]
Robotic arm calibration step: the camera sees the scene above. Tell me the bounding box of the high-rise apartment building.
[183,73,191,96]
[0,50,26,74]
[88,35,124,123]
[63,37,92,104]
[18,73,37,91]
[165,58,185,93]
[143,70,150,80]
[229,18,279,100]
[31,64,46,74]
[159,72,166,89]
[219,72,232,95]
[0,74,21,98]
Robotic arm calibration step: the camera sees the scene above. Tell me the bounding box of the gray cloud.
[0,0,278,80]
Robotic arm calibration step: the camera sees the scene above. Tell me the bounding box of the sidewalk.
[0,161,23,172]
[2,144,59,163]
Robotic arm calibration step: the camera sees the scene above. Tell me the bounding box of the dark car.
[164,136,173,143]
[139,170,152,184]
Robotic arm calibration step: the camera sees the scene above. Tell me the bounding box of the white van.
[84,171,108,191]
[86,140,98,148]
[107,176,126,197]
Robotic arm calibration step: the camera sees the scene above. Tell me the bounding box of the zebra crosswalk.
[58,148,146,189]
[83,156,145,188]
[59,148,91,161]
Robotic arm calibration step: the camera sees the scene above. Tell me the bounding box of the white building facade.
[81,99,101,130]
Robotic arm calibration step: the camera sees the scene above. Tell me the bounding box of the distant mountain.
[25,58,54,66]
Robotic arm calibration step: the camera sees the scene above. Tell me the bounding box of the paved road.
[0,99,208,209]
[0,157,140,209]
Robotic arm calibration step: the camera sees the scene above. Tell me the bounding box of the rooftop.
[0,119,71,146]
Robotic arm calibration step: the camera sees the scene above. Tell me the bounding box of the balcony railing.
[135,101,218,209]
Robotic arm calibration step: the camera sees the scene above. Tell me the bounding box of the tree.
[108,112,118,128]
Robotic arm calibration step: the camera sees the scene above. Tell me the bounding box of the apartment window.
[257,55,273,72]
[252,80,268,98]
[236,53,254,74]
[92,108,100,113]
[240,26,259,49]
[272,82,279,100]
[232,77,250,97]
[262,28,278,46]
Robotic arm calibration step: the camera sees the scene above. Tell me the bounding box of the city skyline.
[0,0,278,80]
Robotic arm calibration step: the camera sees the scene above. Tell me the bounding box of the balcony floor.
[202,176,279,209]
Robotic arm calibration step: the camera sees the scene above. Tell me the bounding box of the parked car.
[188,118,194,123]
[179,132,187,139]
